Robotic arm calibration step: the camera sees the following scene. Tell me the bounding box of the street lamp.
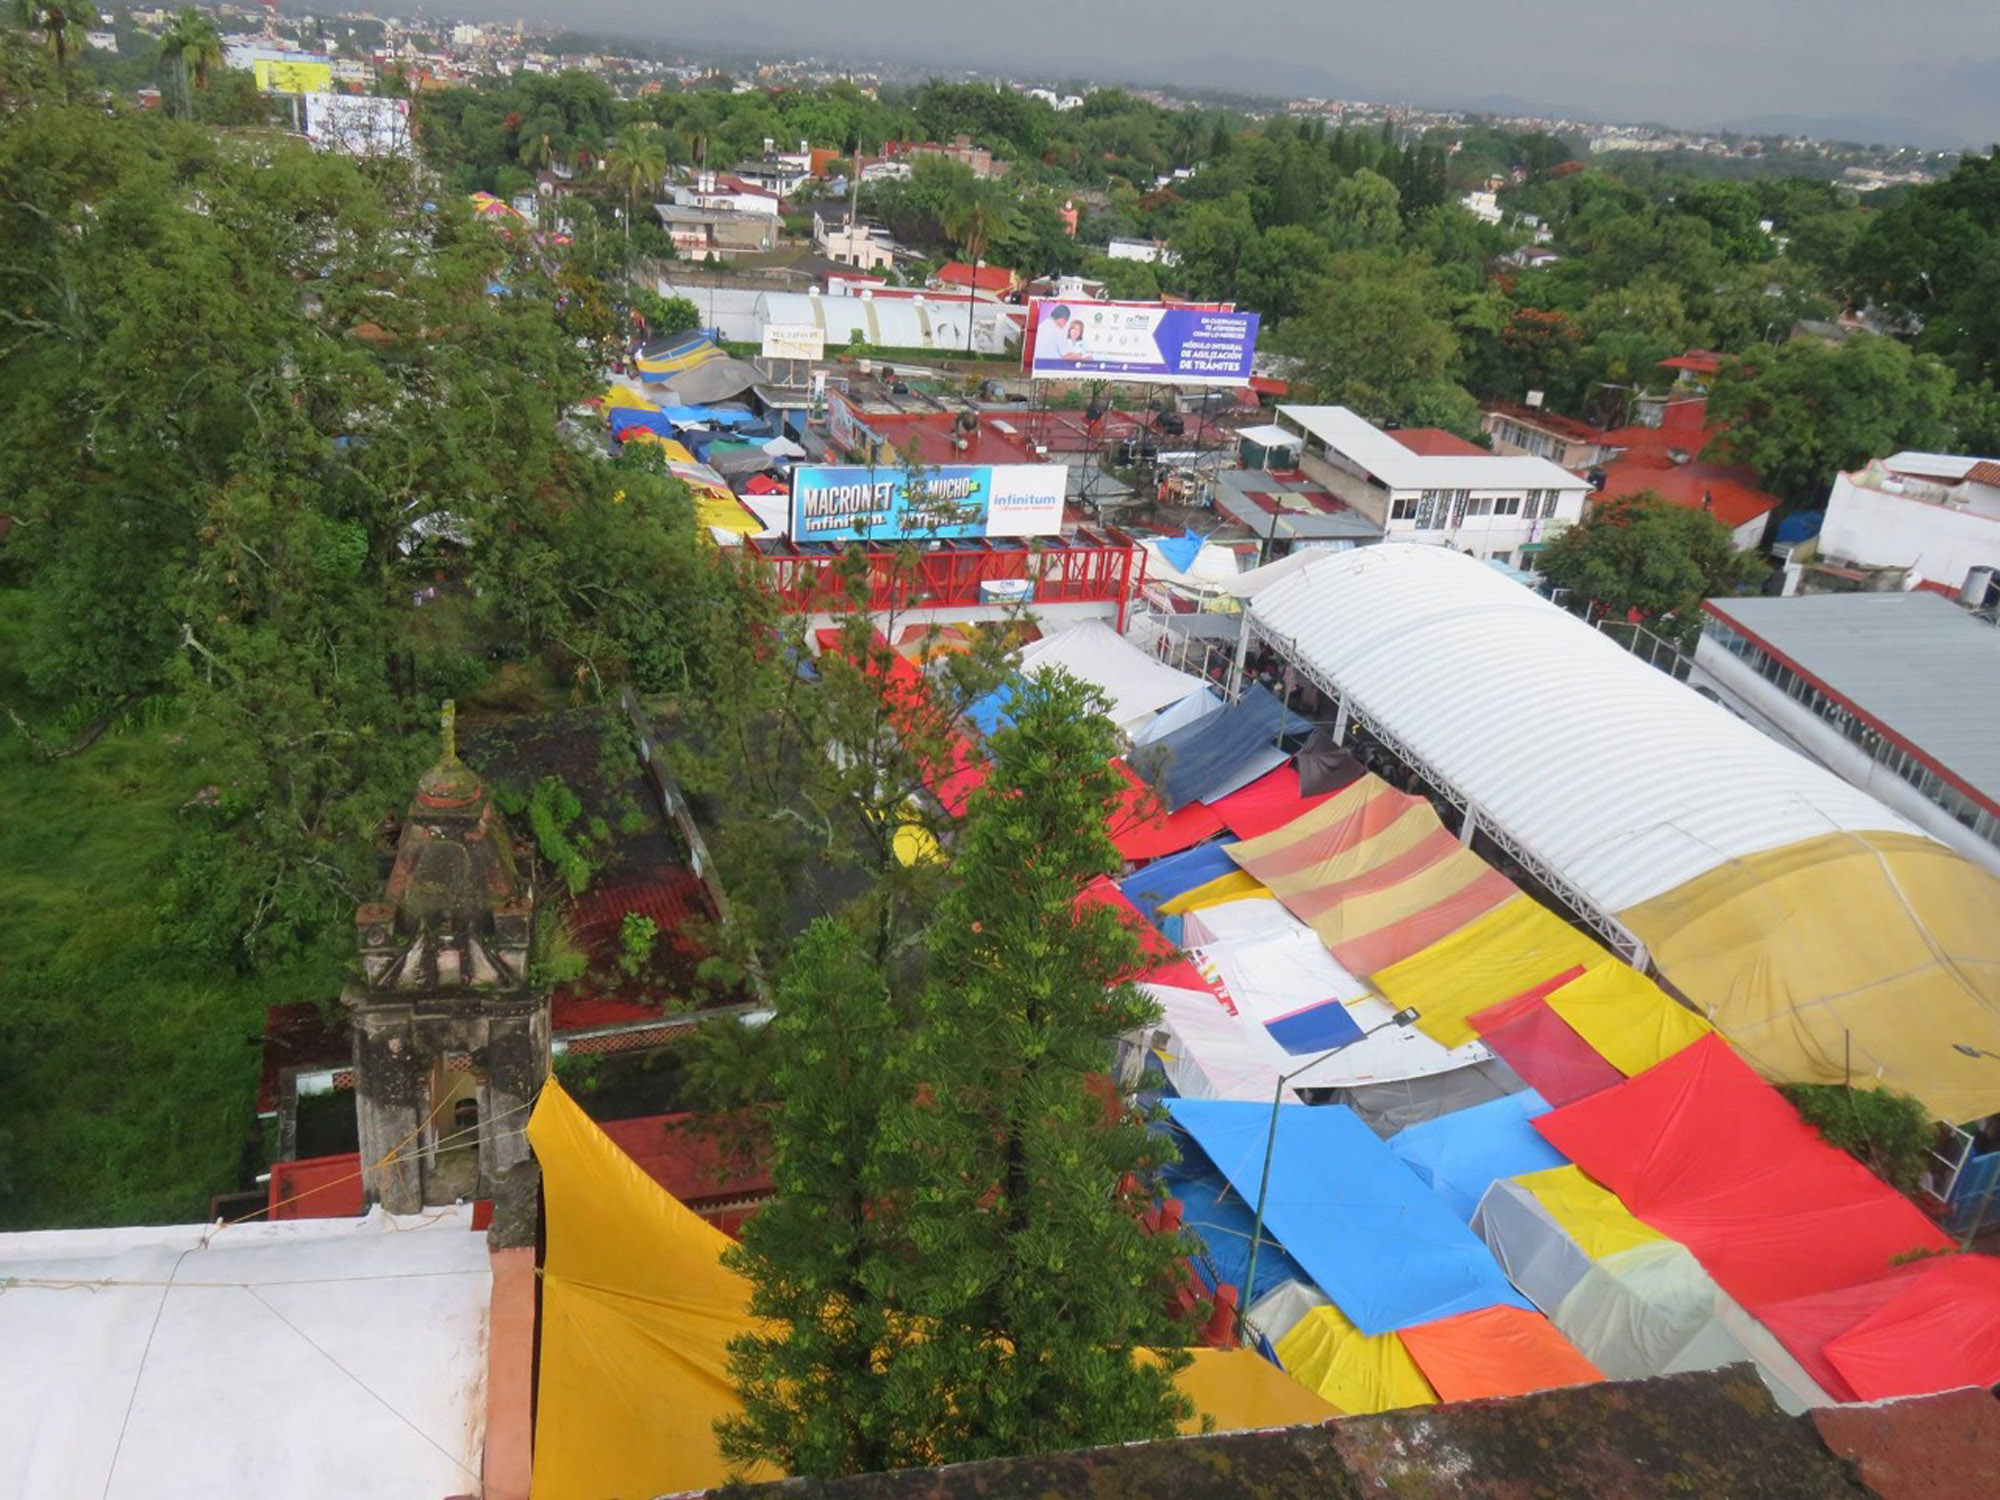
[1237,1005,1421,1344]
[1951,1041,2000,1248]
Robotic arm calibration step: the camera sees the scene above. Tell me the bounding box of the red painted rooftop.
[862,410,1042,466]
[1484,398,1603,445]
[1387,427,1489,457]
[1597,399,1780,530]
[934,261,1016,293]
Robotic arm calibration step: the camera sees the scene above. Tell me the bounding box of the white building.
[85,28,118,51]
[330,57,377,86]
[1274,404,1589,566]
[1460,189,1502,224]
[670,171,781,218]
[1807,451,2000,595]
[813,210,898,272]
[1105,237,1180,266]
[1694,592,2000,876]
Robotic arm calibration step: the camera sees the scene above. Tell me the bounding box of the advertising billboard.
[1025,298,1259,386]
[825,386,868,453]
[790,464,1065,544]
[302,93,412,156]
[761,323,827,360]
[253,56,334,94]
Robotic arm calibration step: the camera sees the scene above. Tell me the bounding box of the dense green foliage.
[721,674,1192,1477]
[1780,1082,1937,1195]
[1535,494,1768,636]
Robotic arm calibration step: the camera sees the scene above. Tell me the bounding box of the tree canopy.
[1536,493,1768,637]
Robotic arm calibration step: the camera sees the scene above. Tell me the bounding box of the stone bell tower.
[343,702,547,1214]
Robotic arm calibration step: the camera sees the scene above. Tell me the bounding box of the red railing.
[751,528,1148,626]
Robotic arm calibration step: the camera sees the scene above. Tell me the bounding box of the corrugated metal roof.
[1277,404,1588,494]
[1248,545,1919,915]
[1704,591,2000,813]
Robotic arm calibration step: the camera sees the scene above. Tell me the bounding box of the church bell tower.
[343,703,548,1213]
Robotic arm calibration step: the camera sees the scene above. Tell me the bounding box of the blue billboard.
[1025,299,1261,386]
[789,464,1067,544]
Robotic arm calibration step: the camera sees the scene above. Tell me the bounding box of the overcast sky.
[472,0,2000,148]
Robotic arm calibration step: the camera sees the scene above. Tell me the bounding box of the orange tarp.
[1398,1304,1604,1404]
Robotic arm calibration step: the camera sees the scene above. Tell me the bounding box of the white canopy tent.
[1017,620,1209,734]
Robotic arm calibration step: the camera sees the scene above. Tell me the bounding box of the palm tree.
[944,186,1014,354]
[16,0,97,98]
[158,8,222,120]
[603,126,666,247]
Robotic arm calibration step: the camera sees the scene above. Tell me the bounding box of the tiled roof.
[1598,400,1780,530]
[1388,427,1489,457]
[935,261,1016,292]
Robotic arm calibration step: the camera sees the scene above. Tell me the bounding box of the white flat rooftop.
[0,1206,490,1500]
[1277,404,1587,493]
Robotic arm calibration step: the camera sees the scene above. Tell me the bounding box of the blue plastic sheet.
[1265,1001,1365,1056]
[607,407,675,438]
[1386,1090,1565,1223]
[1138,684,1311,811]
[1117,842,1238,923]
[1162,1156,1305,1304]
[1166,1098,1532,1335]
[1157,529,1207,575]
[965,682,1016,737]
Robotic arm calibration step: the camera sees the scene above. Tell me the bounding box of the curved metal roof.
[1248,545,1918,915]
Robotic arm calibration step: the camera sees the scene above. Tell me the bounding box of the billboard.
[790,464,1065,544]
[825,386,867,453]
[253,56,334,94]
[303,93,412,156]
[1025,298,1259,386]
[761,323,827,361]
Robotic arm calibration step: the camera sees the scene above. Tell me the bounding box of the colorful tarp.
[1620,829,2000,1124]
[1107,759,1227,862]
[1388,1091,1566,1223]
[1398,1304,1604,1403]
[1119,842,1239,924]
[1373,898,1613,1048]
[1810,1257,2000,1402]
[1205,763,1340,840]
[1159,870,1268,915]
[1534,1035,1953,1310]
[1542,963,1714,1077]
[1275,1303,1436,1415]
[1224,775,1520,977]
[635,331,726,378]
[1167,1099,1531,1335]
[1515,1165,1664,1263]
[1471,1000,1623,1108]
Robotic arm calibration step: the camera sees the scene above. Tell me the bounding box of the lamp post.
[1236,1005,1421,1344]
[1951,1042,2000,1248]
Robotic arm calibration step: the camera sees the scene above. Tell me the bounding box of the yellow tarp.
[528,1083,1336,1498]
[1372,897,1614,1048]
[694,488,764,537]
[602,384,659,412]
[1174,1347,1342,1430]
[527,1079,779,1500]
[1514,1165,1662,1262]
[1620,830,2000,1123]
[893,821,942,867]
[1543,963,1713,1077]
[1274,1303,1435,1415]
[1159,871,1269,914]
[636,338,725,375]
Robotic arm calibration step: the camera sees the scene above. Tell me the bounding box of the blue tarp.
[1776,509,1824,544]
[1166,1098,1533,1335]
[1386,1090,1565,1223]
[965,681,1016,737]
[1136,684,1311,811]
[1117,842,1238,923]
[1265,1001,1364,1055]
[1157,529,1206,575]
[657,407,763,428]
[1162,1156,1305,1304]
[607,407,675,437]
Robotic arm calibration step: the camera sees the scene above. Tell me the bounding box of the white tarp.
[0,1206,490,1500]
[1131,687,1225,748]
[1471,1181,1832,1414]
[1144,983,1287,1102]
[1192,928,1371,1025]
[1246,1279,1332,1348]
[1181,895,1300,947]
[1019,620,1208,733]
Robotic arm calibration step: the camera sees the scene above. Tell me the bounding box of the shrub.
[1779,1081,1936,1194]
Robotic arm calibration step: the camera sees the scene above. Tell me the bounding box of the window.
[1466,496,1494,517]
[1493,496,1522,517]
[1391,497,1419,521]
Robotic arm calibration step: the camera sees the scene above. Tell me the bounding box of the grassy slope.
[0,591,331,1229]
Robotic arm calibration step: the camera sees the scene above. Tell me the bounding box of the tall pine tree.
[894,668,1194,1465]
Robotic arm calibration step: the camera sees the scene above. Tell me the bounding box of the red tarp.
[1106,760,1226,862]
[1473,1001,1623,1108]
[1534,1035,1953,1308]
[817,629,990,818]
[1205,764,1339,841]
[1821,1257,2000,1402]
[1079,875,1217,996]
[1467,967,1590,1034]
[1755,1266,1932,1402]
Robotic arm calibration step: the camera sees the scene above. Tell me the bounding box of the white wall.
[1818,473,2000,592]
[1691,641,2000,877]
[1382,490,1587,561]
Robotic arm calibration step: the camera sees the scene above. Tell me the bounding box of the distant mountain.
[1711,112,1971,151]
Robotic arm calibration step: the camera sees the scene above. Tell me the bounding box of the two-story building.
[812,210,898,272]
[1273,405,1589,566]
[1481,400,1617,472]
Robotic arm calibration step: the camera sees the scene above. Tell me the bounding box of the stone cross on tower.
[341,700,548,1213]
